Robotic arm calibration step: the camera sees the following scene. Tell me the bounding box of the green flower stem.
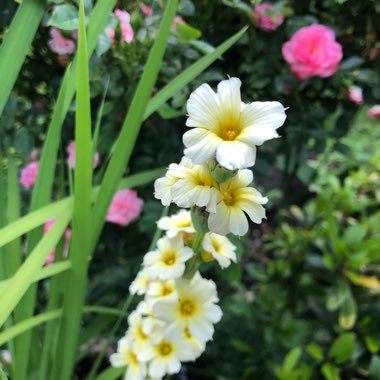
[184,231,206,279]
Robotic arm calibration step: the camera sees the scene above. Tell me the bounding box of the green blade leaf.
[91,0,178,252]
[0,209,71,328]
[0,0,45,116]
[52,1,93,377]
[0,310,62,347]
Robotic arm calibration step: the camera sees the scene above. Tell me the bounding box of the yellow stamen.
[159,342,172,356]
[180,300,195,316]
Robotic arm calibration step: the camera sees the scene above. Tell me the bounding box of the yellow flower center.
[180,299,196,316]
[163,251,176,266]
[162,284,174,296]
[218,124,241,141]
[223,191,235,206]
[158,342,173,356]
[125,351,139,366]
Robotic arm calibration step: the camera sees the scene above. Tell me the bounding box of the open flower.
[183,77,286,170]
[106,189,144,227]
[201,233,237,268]
[143,235,193,280]
[282,24,343,80]
[138,334,193,379]
[20,161,39,189]
[152,272,222,342]
[47,28,75,55]
[110,336,147,380]
[157,210,195,239]
[208,169,268,236]
[170,159,221,212]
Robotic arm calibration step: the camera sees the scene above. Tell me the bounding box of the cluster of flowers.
[111,210,236,379]
[111,77,287,379]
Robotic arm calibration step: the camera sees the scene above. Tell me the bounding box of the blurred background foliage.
[1,0,380,379]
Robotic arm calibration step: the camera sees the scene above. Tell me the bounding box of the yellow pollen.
[201,250,214,262]
[162,285,173,296]
[137,325,147,340]
[180,300,195,316]
[159,342,172,356]
[164,252,176,266]
[184,327,192,339]
[128,352,139,365]
[223,192,235,206]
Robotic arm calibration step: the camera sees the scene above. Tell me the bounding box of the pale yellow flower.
[201,233,237,268]
[152,272,222,342]
[157,210,195,238]
[143,235,193,280]
[184,77,286,170]
[110,336,147,380]
[208,169,268,236]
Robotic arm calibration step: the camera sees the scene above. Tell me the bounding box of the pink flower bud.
[253,3,284,32]
[47,28,75,55]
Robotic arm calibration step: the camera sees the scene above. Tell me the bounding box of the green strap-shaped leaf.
[0,0,45,116]
[91,0,178,252]
[0,209,72,327]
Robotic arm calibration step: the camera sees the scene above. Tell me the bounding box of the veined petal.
[183,127,211,148]
[208,203,231,236]
[239,199,267,224]
[239,101,286,145]
[186,83,221,129]
[216,141,256,170]
[228,206,249,236]
[184,132,221,164]
[217,77,242,124]
[189,318,214,342]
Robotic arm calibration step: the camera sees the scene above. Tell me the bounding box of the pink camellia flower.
[348,86,363,105]
[282,24,343,80]
[368,105,380,119]
[106,189,144,227]
[115,9,134,43]
[66,141,100,170]
[253,3,284,32]
[44,219,71,266]
[47,28,75,55]
[20,161,39,189]
[140,3,153,17]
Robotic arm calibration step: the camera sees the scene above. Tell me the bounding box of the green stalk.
[51,1,93,378]
[0,0,45,117]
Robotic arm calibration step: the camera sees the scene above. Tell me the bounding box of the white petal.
[152,299,178,322]
[239,101,286,145]
[228,207,249,236]
[208,203,231,236]
[149,358,167,379]
[167,357,181,374]
[183,127,209,148]
[216,141,256,170]
[239,200,267,224]
[184,132,221,164]
[202,303,223,323]
[189,318,214,342]
[217,77,242,123]
[186,83,221,129]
